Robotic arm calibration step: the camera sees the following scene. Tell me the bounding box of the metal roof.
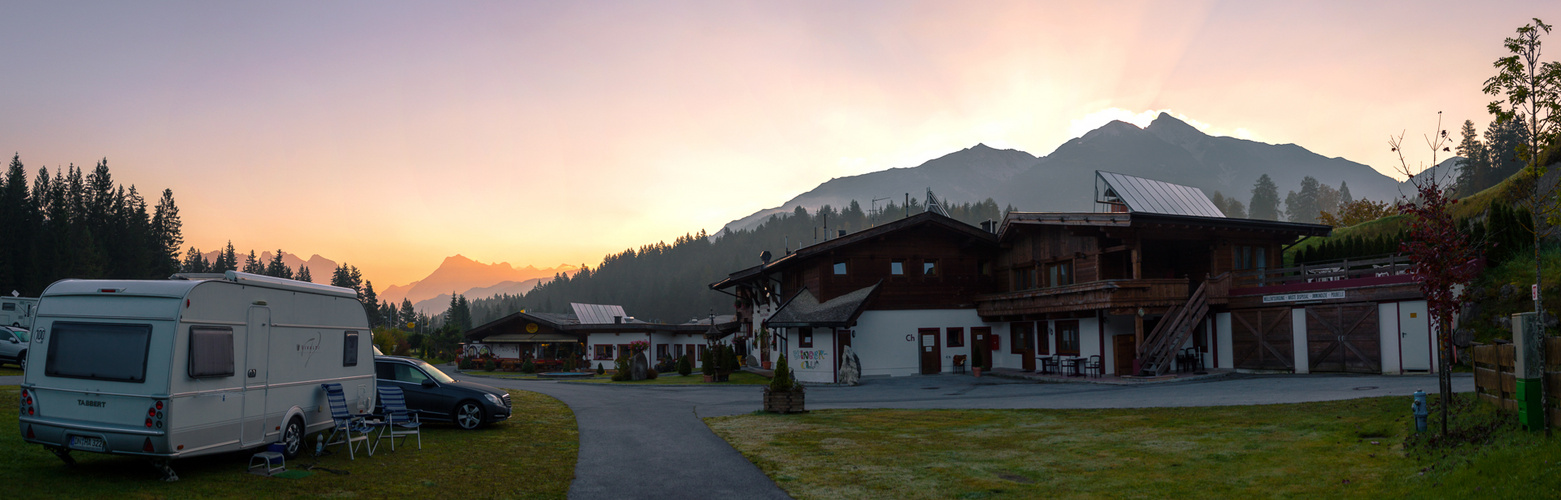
[1095,171,1225,217]
[570,303,630,324]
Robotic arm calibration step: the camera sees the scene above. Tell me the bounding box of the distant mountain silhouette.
[721,113,1406,232]
[199,250,337,282]
[408,278,546,315]
[380,255,575,306]
[722,143,1038,232]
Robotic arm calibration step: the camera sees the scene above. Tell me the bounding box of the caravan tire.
[454,401,484,430]
[281,417,305,459]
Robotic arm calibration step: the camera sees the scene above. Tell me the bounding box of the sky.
[1,1,1556,286]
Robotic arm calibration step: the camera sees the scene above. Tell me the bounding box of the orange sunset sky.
[2,1,1556,286]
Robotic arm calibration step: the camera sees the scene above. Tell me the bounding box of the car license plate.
[68,435,106,452]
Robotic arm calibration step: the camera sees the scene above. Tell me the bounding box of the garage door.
[1232,308,1294,371]
[1305,304,1381,373]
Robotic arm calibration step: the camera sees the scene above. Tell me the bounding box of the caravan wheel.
[281,417,305,459]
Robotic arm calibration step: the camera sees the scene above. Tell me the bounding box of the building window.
[799,327,813,348]
[594,344,614,360]
[891,260,905,275]
[946,327,964,348]
[1056,320,1080,356]
[618,344,631,359]
[923,260,938,276]
[656,344,668,360]
[1047,261,1073,287]
[1235,245,1268,270]
[833,261,848,275]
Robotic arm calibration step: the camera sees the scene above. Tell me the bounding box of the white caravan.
[0,295,39,329]
[18,271,375,479]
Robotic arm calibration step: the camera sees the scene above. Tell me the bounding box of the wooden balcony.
[976,278,1190,318]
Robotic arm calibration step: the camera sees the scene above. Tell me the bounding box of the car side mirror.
[7,338,15,344]
[422,379,436,388]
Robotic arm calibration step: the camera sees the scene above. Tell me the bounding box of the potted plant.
[701,346,716,382]
[763,355,805,413]
[970,348,983,377]
[758,328,773,370]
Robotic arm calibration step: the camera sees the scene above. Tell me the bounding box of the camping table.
[1060,357,1084,377]
[1038,355,1059,375]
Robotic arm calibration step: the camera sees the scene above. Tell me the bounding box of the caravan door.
[241,307,271,447]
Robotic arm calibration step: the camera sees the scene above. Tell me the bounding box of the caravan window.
[188,326,235,378]
[1,303,14,311]
[343,331,359,366]
[46,322,152,383]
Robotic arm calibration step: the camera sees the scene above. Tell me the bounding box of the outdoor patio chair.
[1083,355,1103,378]
[952,355,967,374]
[370,386,422,452]
[1039,355,1059,375]
[320,383,375,459]
[1177,348,1199,373]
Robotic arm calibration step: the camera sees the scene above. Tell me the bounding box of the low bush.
[520,359,536,373]
[646,368,658,380]
[677,354,692,376]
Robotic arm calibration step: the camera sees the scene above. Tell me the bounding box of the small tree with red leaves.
[1393,113,1481,436]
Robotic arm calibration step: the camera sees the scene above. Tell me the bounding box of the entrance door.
[1306,304,1381,373]
[1114,335,1136,376]
[241,307,271,447]
[1232,308,1295,371]
[918,328,941,374]
[1400,302,1432,371]
[971,328,991,370]
[1013,324,1035,372]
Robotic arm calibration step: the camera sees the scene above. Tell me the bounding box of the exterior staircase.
[1137,279,1211,376]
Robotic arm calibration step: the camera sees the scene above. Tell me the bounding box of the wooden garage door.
[1305,304,1381,373]
[1232,308,1294,371]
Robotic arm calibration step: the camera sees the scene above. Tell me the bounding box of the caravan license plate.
[68,435,106,452]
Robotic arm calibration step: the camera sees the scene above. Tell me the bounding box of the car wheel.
[16,351,24,371]
[281,417,305,459]
[454,401,485,430]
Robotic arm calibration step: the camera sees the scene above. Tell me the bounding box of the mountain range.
[722,113,1409,232]
[379,256,576,313]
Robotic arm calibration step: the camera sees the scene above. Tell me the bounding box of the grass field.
[709,395,1561,499]
[4,386,577,499]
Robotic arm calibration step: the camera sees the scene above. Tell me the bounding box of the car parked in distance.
[373,356,512,430]
[0,325,28,370]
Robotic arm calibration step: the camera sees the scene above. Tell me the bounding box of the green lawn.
[4,386,577,499]
[708,396,1561,499]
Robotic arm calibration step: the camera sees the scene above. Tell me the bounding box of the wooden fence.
[1471,339,1561,426]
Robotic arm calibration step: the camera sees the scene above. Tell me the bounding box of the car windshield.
[413,359,456,384]
[9,328,27,342]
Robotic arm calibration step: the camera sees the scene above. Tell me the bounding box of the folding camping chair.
[370,386,423,452]
[320,383,375,459]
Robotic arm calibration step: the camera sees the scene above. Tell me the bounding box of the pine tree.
[297,265,312,282]
[242,250,263,274]
[1248,174,1281,220]
[150,189,182,277]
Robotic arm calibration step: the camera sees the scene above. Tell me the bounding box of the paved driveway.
[449,370,1471,500]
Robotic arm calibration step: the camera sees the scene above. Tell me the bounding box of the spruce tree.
[1248,174,1281,220]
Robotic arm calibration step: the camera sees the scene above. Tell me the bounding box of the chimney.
[837,229,846,238]
[614,316,622,324]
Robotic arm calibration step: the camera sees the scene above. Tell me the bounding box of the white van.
[18,271,376,480]
[0,295,39,329]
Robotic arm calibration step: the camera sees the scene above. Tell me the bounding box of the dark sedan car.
[374,356,512,429]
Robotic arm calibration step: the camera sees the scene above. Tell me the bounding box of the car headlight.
[484,393,502,405]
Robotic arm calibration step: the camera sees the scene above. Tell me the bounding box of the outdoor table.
[1060,356,1084,377]
[1038,355,1059,375]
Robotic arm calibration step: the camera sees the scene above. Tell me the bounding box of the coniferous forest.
[0,154,183,296]
[465,198,1009,326]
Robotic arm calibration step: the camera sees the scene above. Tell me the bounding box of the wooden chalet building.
[463,303,740,371]
[713,172,1440,384]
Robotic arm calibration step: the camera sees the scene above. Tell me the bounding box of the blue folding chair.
[370,386,422,452]
[320,383,375,459]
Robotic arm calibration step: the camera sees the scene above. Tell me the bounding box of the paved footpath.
[441,369,1472,500]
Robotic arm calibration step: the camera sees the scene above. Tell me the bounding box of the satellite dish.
[759,250,772,264]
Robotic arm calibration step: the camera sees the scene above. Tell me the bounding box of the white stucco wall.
[1291,307,1310,374]
[781,309,990,380]
[1215,312,1233,369]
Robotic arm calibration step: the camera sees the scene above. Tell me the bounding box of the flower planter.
[973,367,982,377]
[763,386,806,413]
[703,374,715,383]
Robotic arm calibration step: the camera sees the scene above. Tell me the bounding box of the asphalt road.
[445,369,1471,500]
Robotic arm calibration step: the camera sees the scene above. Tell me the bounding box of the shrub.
[611,354,631,381]
[646,368,658,380]
[499,359,519,372]
[770,354,794,392]
[483,357,497,372]
[701,347,716,376]
[677,354,692,376]
[521,359,536,373]
[723,345,739,373]
[596,363,605,375]
[458,357,474,370]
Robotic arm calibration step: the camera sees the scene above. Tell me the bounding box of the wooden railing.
[1231,254,1410,289]
[1137,280,1211,376]
[976,278,1189,317]
[1472,341,1561,427]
